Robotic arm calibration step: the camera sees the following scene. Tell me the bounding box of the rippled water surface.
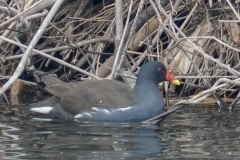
[0,105,240,159]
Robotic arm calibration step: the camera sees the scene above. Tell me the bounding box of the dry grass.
[1,0,240,122]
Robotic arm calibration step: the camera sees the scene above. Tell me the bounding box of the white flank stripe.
[117,107,131,111]
[92,107,99,111]
[30,107,53,114]
[103,109,110,114]
[83,112,93,117]
[74,114,83,118]
[31,118,53,122]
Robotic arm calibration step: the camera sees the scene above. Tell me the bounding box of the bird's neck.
[134,79,160,99]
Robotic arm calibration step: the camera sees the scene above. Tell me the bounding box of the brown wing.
[41,75,139,115]
[41,75,70,97]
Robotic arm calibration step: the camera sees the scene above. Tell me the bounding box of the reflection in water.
[0,124,26,159]
[0,117,162,159]
[0,106,240,159]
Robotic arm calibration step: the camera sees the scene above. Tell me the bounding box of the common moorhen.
[29,61,180,122]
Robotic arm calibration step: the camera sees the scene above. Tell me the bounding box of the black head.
[136,61,180,85]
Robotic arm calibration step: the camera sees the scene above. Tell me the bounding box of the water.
[0,105,239,159]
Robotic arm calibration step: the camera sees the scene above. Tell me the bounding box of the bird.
[28,61,180,122]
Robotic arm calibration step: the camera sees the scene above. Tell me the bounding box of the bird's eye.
[158,68,161,71]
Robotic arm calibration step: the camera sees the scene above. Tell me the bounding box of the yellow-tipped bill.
[171,79,181,85]
[166,68,181,85]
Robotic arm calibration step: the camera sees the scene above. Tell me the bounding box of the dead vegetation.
[1,0,240,123]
